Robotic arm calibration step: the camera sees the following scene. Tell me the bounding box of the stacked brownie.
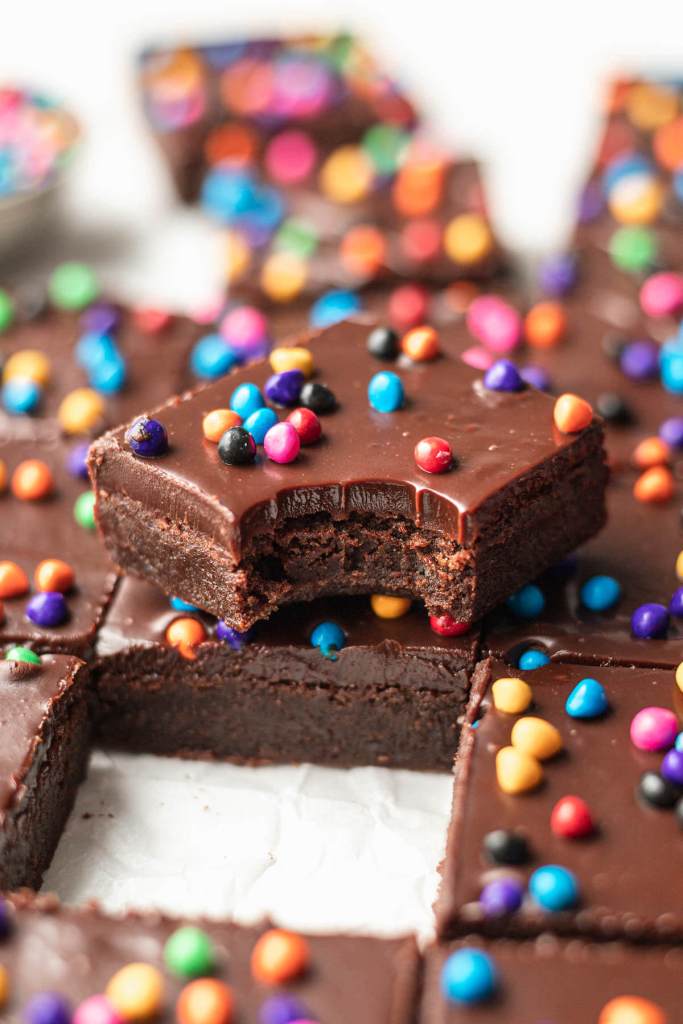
[0,49,681,1023]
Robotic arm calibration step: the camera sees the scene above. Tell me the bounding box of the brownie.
[0,438,116,655]
[88,319,607,631]
[435,657,683,942]
[421,936,683,1023]
[0,654,89,891]
[484,472,683,669]
[0,893,420,1024]
[92,575,482,771]
[138,32,419,203]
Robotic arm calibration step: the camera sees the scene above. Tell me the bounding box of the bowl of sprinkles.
[0,86,80,255]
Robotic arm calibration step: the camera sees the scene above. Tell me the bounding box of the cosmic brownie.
[0,438,116,655]
[484,473,683,669]
[92,575,482,771]
[0,893,420,1024]
[139,32,418,203]
[88,319,607,631]
[0,262,205,443]
[435,657,683,943]
[0,653,89,891]
[420,936,683,1023]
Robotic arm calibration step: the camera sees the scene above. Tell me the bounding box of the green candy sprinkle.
[5,646,41,665]
[74,490,96,529]
[164,925,215,978]
[608,226,657,274]
[48,262,98,311]
[0,289,14,332]
[274,218,318,259]
[362,123,409,176]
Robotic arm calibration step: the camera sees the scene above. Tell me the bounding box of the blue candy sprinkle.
[230,382,265,419]
[440,948,498,1005]
[75,330,118,370]
[506,584,545,619]
[483,359,523,392]
[310,289,363,329]
[2,376,41,414]
[602,153,652,195]
[310,621,346,660]
[170,596,200,613]
[243,407,278,444]
[660,337,683,394]
[89,351,127,394]
[517,649,550,671]
[580,574,621,612]
[529,864,579,911]
[565,677,609,719]
[631,602,669,639]
[216,620,252,650]
[368,371,404,413]
[190,334,239,380]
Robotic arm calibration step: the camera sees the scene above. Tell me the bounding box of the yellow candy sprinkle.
[269,346,314,378]
[608,175,664,225]
[260,252,307,303]
[224,228,251,283]
[106,962,164,1021]
[491,676,533,715]
[370,595,411,619]
[626,83,679,131]
[676,662,683,693]
[495,746,543,794]
[675,549,683,580]
[0,964,8,1008]
[3,349,51,385]
[510,716,563,761]
[0,459,6,493]
[443,213,493,266]
[58,387,105,434]
[319,145,374,204]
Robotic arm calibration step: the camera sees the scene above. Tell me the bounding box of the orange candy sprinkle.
[401,325,440,362]
[11,459,54,501]
[204,122,257,168]
[653,115,683,171]
[34,559,75,593]
[632,436,671,470]
[202,409,242,443]
[176,979,234,1024]
[553,394,593,433]
[250,928,309,985]
[525,301,567,349]
[165,617,208,660]
[598,994,666,1024]
[392,159,444,217]
[0,561,29,599]
[339,224,386,278]
[633,465,675,504]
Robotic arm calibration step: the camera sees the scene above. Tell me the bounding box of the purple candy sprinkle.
[670,586,683,617]
[80,302,119,334]
[125,416,168,457]
[659,416,683,449]
[479,877,524,917]
[264,369,304,406]
[66,441,90,480]
[631,602,670,639]
[661,748,683,786]
[26,592,69,628]
[519,365,552,391]
[483,359,523,392]
[259,994,311,1024]
[537,253,578,297]
[24,992,71,1024]
[619,339,659,381]
[216,620,252,650]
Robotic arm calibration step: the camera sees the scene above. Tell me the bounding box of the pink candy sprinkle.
[466,295,522,353]
[265,129,317,185]
[264,421,300,464]
[73,995,123,1024]
[461,345,495,371]
[220,305,269,352]
[640,271,683,319]
[629,706,678,751]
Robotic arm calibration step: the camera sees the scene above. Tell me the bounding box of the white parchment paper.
[44,751,453,942]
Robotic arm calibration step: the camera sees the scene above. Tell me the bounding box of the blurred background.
[1,0,683,308]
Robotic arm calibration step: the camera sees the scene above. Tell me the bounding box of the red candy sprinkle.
[414,436,452,474]
[132,307,172,334]
[286,407,322,445]
[387,283,429,331]
[550,795,594,838]
[429,613,470,637]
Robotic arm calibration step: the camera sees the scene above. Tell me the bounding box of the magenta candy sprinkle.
[263,421,300,464]
[466,295,522,353]
[73,995,123,1024]
[640,271,683,319]
[630,706,678,751]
